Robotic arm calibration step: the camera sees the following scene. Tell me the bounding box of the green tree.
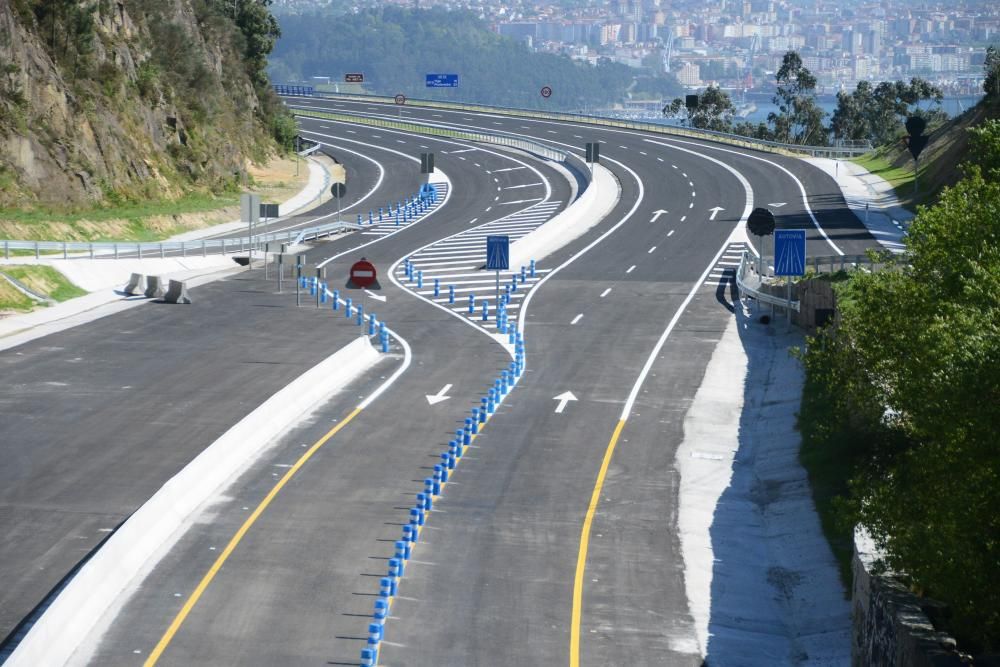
[687,85,735,132]
[985,45,1000,99]
[804,120,1000,650]
[830,78,944,146]
[769,51,826,145]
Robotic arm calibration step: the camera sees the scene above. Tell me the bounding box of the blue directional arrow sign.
[774,229,807,276]
[486,235,510,271]
[426,73,459,88]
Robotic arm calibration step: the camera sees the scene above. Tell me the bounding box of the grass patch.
[0,265,87,302]
[0,275,36,312]
[852,150,929,210]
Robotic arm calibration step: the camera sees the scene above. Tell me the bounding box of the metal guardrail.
[286,91,872,158]
[735,249,801,312]
[1,220,359,260]
[291,107,569,162]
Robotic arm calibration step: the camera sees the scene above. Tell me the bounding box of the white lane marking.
[639,151,647,155]
[474,163,481,167]
[521,125,531,129]
[449,148,477,154]
[691,191,696,197]
[657,157,664,162]
[708,206,725,220]
[426,384,452,405]
[364,290,387,302]
[553,391,578,413]
[420,145,429,149]
[672,164,678,169]
[600,288,612,298]
[668,230,675,237]
[680,216,687,222]
[547,130,558,134]
[626,265,636,274]
[468,218,478,225]
[494,195,500,201]
[682,172,688,178]
[397,140,406,144]
[619,145,628,149]
[347,130,356,134]
[650,209,667,222]
[485,206,492,212]
[504,183,543,190]
[573,135,583,139]
[498,198,543,205]
[689,181,694,187]
[648,246,656,254]
[571,314,583,325]
[689,202,694,209]
[647,137,844,255]
[494,166,526,172]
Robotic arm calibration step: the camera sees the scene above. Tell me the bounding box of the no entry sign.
[347,258,379,289]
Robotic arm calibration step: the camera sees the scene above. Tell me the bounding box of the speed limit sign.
[394,93,406,105]
[540,86,552,98]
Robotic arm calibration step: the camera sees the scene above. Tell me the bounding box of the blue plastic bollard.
[389,557,402,578]
[494,379,502,398]
[379,207,383,221]
[357,214,362,226]
[434,278,440,297]
[380,576,393,599]
[462,422,471,446]
[423,477,434,497]
[381,332,389,353]
[501,371,510,393]
[530,259,536,277]
[403,525,415,544]
[448,450,457,470]
[361,647,376,666]
[416,270,423,289]
[345,297,353,317]
[374,598,389,619]
[450,439,460,460]
[487,393,496,415]
[511,275,517,292]
[480,398,488,421]
[309,280,316,296]
[368,314,376,336]
[395,540,409,561]
[468,294,475,314]
[369,622,383,642]
[369,211,374,224]
[320,284,328,304]
[456,430,464,450]
[356,304,364,326]
[481,300,488,321]
[395,213,400,226]
[410,506,424,527]
[379,321,386,335]
[508,328,516,344]
[521,265,527,281]
[449,285,455,304]
[434,464,445,488]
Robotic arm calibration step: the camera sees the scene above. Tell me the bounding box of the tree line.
[664,51,956,147]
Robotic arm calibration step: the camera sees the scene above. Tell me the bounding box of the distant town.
[275,0,993,110]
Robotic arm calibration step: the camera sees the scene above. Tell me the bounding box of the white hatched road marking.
[703,242,747,287]
[397,200,562,330]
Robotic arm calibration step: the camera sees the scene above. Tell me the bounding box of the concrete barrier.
[163,280,192,304]
[143,275,165,299]
[5,336,382,667]
[508,163,619,269]
[123,273,144,296]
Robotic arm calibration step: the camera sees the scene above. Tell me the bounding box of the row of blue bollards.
[362,339,525,666]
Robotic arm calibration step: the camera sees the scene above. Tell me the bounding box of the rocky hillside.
[0,0,291,210]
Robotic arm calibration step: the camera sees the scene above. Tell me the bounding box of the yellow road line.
[144,406,364,666]
[570,419,627,667]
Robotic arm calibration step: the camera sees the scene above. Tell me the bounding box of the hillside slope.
[862,97,1000,208]
[0,0,287,210]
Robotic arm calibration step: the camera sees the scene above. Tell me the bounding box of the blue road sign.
[774,229,807,276]
[486,235,510,271]
[426,73,459,88]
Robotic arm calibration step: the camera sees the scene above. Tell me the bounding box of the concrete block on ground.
[144,275,165,299]
[163,280,191,304]
[123,273,145,296]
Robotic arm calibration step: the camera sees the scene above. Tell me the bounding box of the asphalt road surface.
[2,99,879,666]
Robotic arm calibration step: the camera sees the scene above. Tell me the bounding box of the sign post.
[747,207,776,276]
[240,193,260,270]
[394,93,405,118]
[486,235,510,309]
[331,182,346,224]
[773,229,806,326]
[295,255,304,306]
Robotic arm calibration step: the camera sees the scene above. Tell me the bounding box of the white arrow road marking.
[553,391,578,414]
[364,290,387,302]
[768,202,787,207]
[708,206,725,221]
[426,384,453,405]
[649,209,668,222]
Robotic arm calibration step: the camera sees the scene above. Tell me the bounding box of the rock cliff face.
[0,0,278,209]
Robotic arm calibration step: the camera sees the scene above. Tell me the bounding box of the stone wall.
[851,529,967,667]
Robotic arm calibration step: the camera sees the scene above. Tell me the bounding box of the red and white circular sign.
[394,93,406,105]
[350,258,377,288]
[540,86,552,98]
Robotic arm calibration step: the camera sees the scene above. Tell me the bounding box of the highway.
[0,98,878,665]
